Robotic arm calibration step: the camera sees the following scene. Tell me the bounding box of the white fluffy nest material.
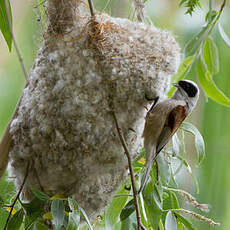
[8,12,180,217]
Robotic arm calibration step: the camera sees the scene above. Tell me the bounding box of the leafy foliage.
[180,0,201,15]
[0,0,12,51]
[172,0,230,108]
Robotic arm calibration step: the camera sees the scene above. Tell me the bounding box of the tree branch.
[3,162,30,230]
[112,112,145,230]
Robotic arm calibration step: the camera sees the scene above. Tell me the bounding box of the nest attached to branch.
[6,2,180,218]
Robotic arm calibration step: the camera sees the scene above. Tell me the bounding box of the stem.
[112,112,145,230]
[3,162,30,230]
[4,0,28,79]
[133,0,145,22]
[88,0,95,17]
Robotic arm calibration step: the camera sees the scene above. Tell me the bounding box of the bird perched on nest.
[139,80,199,193]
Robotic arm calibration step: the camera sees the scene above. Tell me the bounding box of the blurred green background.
[0,0,230,229]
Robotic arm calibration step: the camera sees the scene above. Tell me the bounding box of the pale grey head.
[172,80,199,113]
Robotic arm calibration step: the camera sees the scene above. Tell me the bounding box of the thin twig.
[88,0,95,17]
[3,162,30,230]
[112,112,145,230]
[4,0,28,79]
[133,0,145,22]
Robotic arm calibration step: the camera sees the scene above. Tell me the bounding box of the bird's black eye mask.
[178,80,198,97]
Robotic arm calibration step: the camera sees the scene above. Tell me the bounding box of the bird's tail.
[139,152,157,193]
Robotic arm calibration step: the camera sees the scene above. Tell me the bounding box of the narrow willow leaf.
[139,193,148,227]
[67,198,80,230]
[178,221,185,230]
[180,122,205,164]
[120,199,135,221]
[105,187,130,228]
[168,56,194,97]
[120,213,136,230]
[79,206,93,230]
[0,0,12,51]
[51,199,65,230]
[205,10,218,23]
[165,211,177,230]
[143,179,163,229]
[32,189,50,201]
[184,25,210,57]
[159,219,164,230]
[203,37,219,75]
[170,191,180,209]
[218,23,230,48]
[196,56,230,107]
[174,212,196,230]
[172,154,200,194]
[35,222,49,230]
[0,195,4,207]
[172,133,180,155]
[23,198,45,229]
[7,209,24,230]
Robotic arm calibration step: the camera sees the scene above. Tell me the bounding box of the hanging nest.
[5,1,180,218]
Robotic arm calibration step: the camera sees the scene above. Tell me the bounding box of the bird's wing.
[156,104,188,154]
[139,100,171,193]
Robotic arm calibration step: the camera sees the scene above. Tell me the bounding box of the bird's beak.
[172,83,179,88]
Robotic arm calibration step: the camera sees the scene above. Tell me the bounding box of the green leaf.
[203,37,219,75]
[32,189,50,201]
[174,212,196,230]
[157,154,170,184]
[79,206,93,230]
[0,195,4,208]
[23,198,45,230]
[143,179,163,229]
[179,0,201,15]
[120,199,135,221]
[218,23,230,48]
[196,56,230,107]
[205,10,218,23]
[172,154,199,194]
[170,192,180,209]
[165,211,177,230]
[180,122,205,164]
[120,214,137,230]
[34,222,49,230]
[159,219,164,230]
[67,198,80,230]
[184,25,210,56]
[105,187,130,228]
[51,199,65,230]
[7,208,24,230]
[0,0,12,51]
[168,56,194,97]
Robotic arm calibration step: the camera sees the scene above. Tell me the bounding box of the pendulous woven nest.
[7,7,180,218]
